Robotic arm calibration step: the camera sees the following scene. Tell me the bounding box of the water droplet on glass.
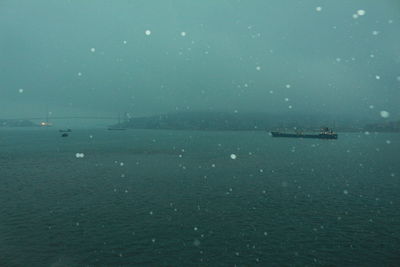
[357,10,366,16]
[380,110,390,118]
[75,153,85,158]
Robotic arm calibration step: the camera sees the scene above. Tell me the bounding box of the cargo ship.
[271,127,338,139]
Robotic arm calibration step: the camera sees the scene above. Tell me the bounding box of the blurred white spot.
[369,105,374,109]
[372,30,379,35]
[180,31,187,37]
[352,14,359,19]
[120,162,124,166]
[315,6,322,12]
[230,154,237,160]
[396,76,400,82]
[264,232,268,236]
[123,40,127,44]
[18,89,24,93]
[380,110,390,118]
[357,10,366,16]
[336,58,342,62]
[285,84,291,88]
[194,227,198,231]
[288,105,293,109]
[149,211,153,215]
[375,75,381,80]
[145,30,152,36]
[211,164,216,168]
[77,72,82,76]
[284,98,289,102]
[343,190,349,195]
[386,140,391,144]
[193,239,201,246]
[256,66,261,71]
[90,48,96,53]
[75,153,85,158]
[269,90,274,94]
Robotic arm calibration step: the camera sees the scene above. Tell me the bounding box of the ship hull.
[271,132,338,139]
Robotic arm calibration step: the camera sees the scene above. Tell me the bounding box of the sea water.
[0,129,399,266]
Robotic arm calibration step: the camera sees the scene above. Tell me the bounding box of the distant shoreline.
[110,112,400,133]
[1,111,398,133]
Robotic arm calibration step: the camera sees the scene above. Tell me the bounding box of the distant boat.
[59,129,72,133]
[107,127,126,131]
[271,127,338,139]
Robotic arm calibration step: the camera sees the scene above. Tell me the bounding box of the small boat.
[59,129,72,133]
[271,127,338,139]
[107,127,126,131]
[61,133,69,137]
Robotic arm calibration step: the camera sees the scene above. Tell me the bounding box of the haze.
[1,0,399,126]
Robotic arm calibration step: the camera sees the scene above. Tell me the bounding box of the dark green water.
[0,129,399,266]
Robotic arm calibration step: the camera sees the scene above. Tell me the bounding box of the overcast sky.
[1,0,399,124]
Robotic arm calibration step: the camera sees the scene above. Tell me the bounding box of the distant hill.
[113,111,368,132]
[0,119,38,127]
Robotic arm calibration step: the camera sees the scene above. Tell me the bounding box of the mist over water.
[1,1,400,266]
[1,0,400,125]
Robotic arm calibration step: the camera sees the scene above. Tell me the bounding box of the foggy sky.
[1,0,399,124]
